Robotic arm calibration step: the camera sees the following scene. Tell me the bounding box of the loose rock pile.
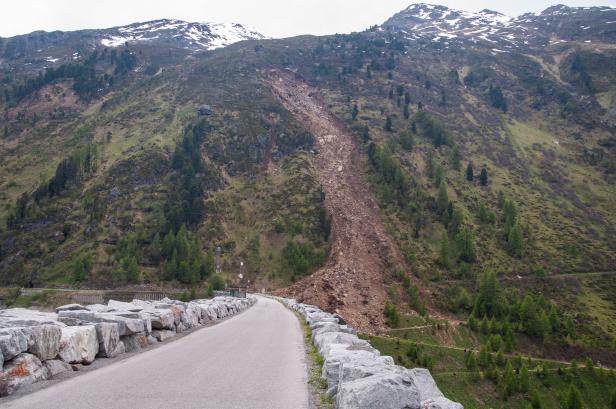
[0,295,255,396]
[280,298,463,409]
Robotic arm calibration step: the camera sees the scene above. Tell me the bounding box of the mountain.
[384,3,616,48]
[0,19,265,76]
[1,5,616,406]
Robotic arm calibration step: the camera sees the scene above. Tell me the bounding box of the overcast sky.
[1,0,615,38]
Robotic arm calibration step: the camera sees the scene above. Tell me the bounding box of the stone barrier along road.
[0,295,255,397]
[279,297,464,409]
[1,296,309,409]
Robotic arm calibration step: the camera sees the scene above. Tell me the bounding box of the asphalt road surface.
[5,296,310,409]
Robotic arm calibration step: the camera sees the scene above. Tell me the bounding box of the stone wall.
[0,295,256,396]
[279,297,463,409]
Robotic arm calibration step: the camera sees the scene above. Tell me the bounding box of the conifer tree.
[352,104,358,120]
[437,181,449,216]
[451,145,460,171]
[439,232,450,268]
[507,222,523,257]
[456,226,476,262]
[565,385,585,409]
[466,162,474,181]
[519,363,530,392]
[480,167,489,186]
[385,116,393,132]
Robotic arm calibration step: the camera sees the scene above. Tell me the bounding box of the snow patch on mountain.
[100,19,265,50]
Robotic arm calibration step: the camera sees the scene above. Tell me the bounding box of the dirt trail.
[266,70,409,333]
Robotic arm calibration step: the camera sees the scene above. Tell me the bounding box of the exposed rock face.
[58,326,99,364]
[0,295,257,396]
[279,298,463,409]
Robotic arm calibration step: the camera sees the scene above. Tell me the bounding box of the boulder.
[151,330,175,342]
[147,309,175,330]
[97,314,145,336]
[314,332,374,357]
[94,323,120,358]
[0,353,49,396]
[85,304,111,313]
[111,341,126,357]
[0,328,29,361]
[421,397,464,409]
[27,325,62,361]
[58,326,99,364]
[43,359,72,377]
[107,300,143,312]
[0,309,64,328]
[146,335,157,345]
[55,304,86,313]
[322,348,394,393]
[407,368,463,409]
[336,372,420,409]
[120,335,142,353]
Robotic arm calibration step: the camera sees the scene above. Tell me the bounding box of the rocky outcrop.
[0,295,256,396]
[279,298,463,409]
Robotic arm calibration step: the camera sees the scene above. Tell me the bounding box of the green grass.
[364,334,616,409]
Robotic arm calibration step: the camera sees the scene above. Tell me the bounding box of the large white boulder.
[151,330,175,342]
[146,309,175,330]
[27,324,62,361]
[0,353,50,396]
[58,326,99,364]
[0,308,64,328]
[407,368,463,409]
[0,328,29,361]
[55,304,86,312]
[107,300,143,312]
[336,371,421,409]
[94,323,120,358]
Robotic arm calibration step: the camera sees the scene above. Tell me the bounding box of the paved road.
[5,296,310,409]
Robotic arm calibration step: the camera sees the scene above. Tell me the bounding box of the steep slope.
[269,70,405,332]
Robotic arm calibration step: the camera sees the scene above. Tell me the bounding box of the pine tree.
[162,230,175,259]
[448,208,463,236]
[451,145,460,171]
[503,360,517,398]
[404,91,411,105]
[437,181,449,216]
[519,363,530,392]
[565,385,585,409]
[411,120,416,134]
[507,222,523,257]
[150,233,162,263]
[203,248,215,278]
[403,103,410,119]
[609,388,616,409]
[399,130,414,151]
[126,256,139,283]
[480,167,488,186]
[352,104,359,120]
[439,232,450,268]
[466,162,474,181]
[435,165,444,187]
[385,116,393,132]
[456,226,476,262]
